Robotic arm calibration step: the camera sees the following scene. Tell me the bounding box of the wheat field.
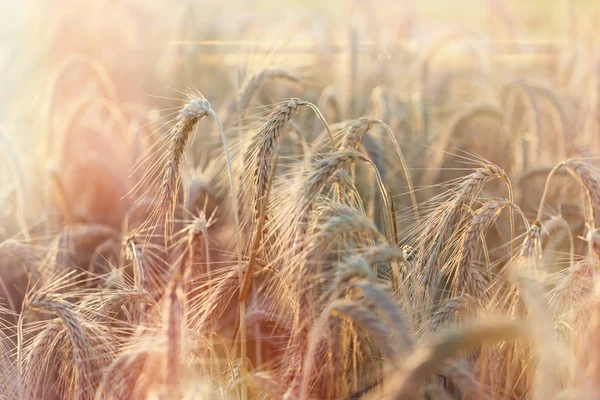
[1,0,600,399]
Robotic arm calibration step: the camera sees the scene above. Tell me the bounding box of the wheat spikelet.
[339,116,419,234]
[538,159,600,230]
[23,323,64,399]
[340,117,375,150]
[421,163,511,287]
[244,98,304,224]
[453,198,509,300]
[349,280,414,350]
[521,220,542,259]
[313,206,385,246]
[295,149,366,250]
[159,98,211,239]
[299,299,396,400]
[24,319,115,399]
[23,293,93,400]
[11,8,600,400]
[430,295,473,332]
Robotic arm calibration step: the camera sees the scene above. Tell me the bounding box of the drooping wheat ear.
[23,323,63,399]
[25,321,115,399]
[24,294,93,400]
[167,103,244,388]
[340,117,374,150]
[329,168,358,192]
[299,300,396,400]
[245,99,333,221]
[225,68,300,127]
[325,257,375,301]
[518,219,540,259]
[538,159,600,229]
[244,99,304,222]
[548,259,593,319]
[240,100,304,315]
[387,318,524,399]
[164,277,186,398]
[422,163,513,284]
[313,207,386,246]
[295,149,366,250]
[349,280,415,350]
[429,295,473,332]
[340,117,419,233]
[237,101,321,392]
[153,101,242,308]
[325,257,414,350]
[451,164,512,213]
[360,244,406,289]
[160,98,210,240]
[453,198,510,301]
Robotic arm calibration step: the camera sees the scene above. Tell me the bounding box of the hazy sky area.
[0,0,27,114]
[0,0,594,120]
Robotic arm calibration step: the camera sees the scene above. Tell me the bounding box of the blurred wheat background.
[2,0,600,399]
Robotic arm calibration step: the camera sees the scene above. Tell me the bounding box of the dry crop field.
[2,0,600,399]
